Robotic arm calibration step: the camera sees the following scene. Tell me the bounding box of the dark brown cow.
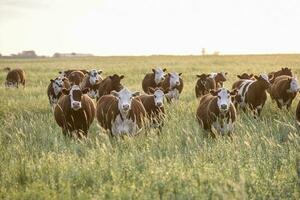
[47,76,71,110]
[268,67,293,84]
[236,74,270,116]
[5,68,26,88]
[80,69,103,99]
[96,88,146,136]
[96,74,124,101]
[161,72,183,102]
[295,100,300,127]
[195,73,216,98]
[137,88,165,129]
[269,75,300,109]
[196,88,237,137]
[142,68,167,94]
[59,69,88,77]
[54,85,95,138]
[68,71,85,85]
[210,72,227,88]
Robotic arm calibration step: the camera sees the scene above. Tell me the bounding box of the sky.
[1,0,300,56]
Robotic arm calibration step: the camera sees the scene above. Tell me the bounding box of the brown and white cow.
[268,67,293,84]
[80,69,103,99]
[137,87,165,129]
[47,76,71,110]
[195,73,216,98]
[96,88,146,136]
[209,72,227,88]
[269,75,300,109]
[196,88,237,137]
[67,70,85,85]
[142,67,167,94]
[5,68,26,88]
[161,72,183,103]
[59,69,88,77]
[54,85,95,138]
[236,74,270,116]
[96,74,125,101]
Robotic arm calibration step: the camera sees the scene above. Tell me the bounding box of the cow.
[142,67,167,94]
[96,88,146,136]
[59,69,88,77]
[161,72,183,103]
[96,74,124,101]
[5,68,26,88]
[137,87,165,130]
[54,85,95,138]
[269,75,300,109]
[47,76,71,110]
[210,72,227,88]
[268,67,293,84]
[68,70,85,85]
[237,73,254,80]
[80,69,103,99]
[196,88,237,137]
[295,100,300,128]
[195,73,216,98]
[236,74,270,116]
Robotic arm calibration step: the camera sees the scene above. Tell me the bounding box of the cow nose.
[72,102,81,109]
[156,102,162,107]
[176,81,180,85]
[221,104,227,110]
[123,104,129,111]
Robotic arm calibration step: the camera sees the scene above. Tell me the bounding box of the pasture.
[0,55,299,199]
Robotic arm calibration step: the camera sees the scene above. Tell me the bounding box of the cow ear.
[178,72,182,76]
[225,72,228,75]
[62,77,68,81]
[62,88,70,95]
[132,91,140,97]
[152,69,156,73]
[98,70,102,74]
[230,89,238,96]
[196,74,201,78]
[250,74,254,77]
[59,71,62,74]
[210,90,218,96]
[120,75,125,79]
[254,75,259,80]
[163,68,167,72]
[50,79,55,82]
[111,90,119,97]
[148,87,155,93]
[237,75,242,79]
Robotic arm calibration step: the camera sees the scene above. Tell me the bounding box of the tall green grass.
[0,55,300,199]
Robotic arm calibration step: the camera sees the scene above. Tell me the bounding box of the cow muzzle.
[122,104,130,111]
[72,101,82,110]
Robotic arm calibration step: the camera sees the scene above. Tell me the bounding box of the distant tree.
[202,48,206,56]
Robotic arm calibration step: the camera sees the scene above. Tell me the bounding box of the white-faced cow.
[236,74,271,116]
[195,73,216,98]
[196,88,237,137]
[54,85,96,138]
[142,67,167,94]
[209,72,227,88]
[47,76,70,110]
[161,72,183,103]
[137,87,166,130]
[96,74,125,101]
[96,88,146,136]
[5,68,26,88]
[269,75,300,109]
[80,69,103,99]
[268,67,293,84]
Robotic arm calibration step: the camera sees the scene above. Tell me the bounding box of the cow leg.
[275,100,282,109]
[22,79,26,88]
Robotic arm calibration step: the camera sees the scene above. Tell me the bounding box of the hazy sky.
[1,0,300,56]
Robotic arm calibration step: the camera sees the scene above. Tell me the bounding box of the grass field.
[0,55,300,199]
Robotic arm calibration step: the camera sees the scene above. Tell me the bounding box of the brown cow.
[68,71,85,85]
[210,72,227,88]
[269,75,300,109]
[5,68,26,88]
[236,74,270,116]
[295,100,300,128]
[137,87,165,130]
[59,69,88,77]
[195,73,216,98]
[161,72,183,103]
[96,88,146,136]
[47,76,71,110]
[232,73,255,90]
[142,67,167,94]
[54,85,95,138]
[96,74,124,101]
[196,88,237,137]
[268,67,293,84]
[80,69,103,99]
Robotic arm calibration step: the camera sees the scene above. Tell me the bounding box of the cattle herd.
[4,66,300,138]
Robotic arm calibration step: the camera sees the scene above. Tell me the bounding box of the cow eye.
[154,95,157,98]
[218,96,221,99]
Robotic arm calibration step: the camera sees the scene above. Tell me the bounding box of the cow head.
[152,67,167,84]
[196,73,210,87]
[237,73,254,79]
[50,77,65,96]
[88,69,102,85]
[287,77,300,93]
[254,74,271,89]
[109,74,125,91]
[281,67,293,77]
[5,80,16,88]
[215,72,227,82]
[169,72,182,88]
[149,87,165,107]
[111,88,140,113]
[210,88,237,112]
[62,85,89,111]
